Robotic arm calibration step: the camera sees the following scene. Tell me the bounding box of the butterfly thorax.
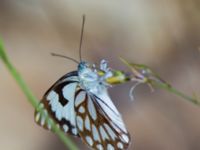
[78,60,112,94]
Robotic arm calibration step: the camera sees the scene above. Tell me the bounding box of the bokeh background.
[1,0,200,150]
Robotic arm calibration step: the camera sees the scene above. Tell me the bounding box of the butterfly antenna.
[79,14,86,62]
[51,53,79,64]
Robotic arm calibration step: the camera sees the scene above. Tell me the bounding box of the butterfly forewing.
[34,71,80,136]
[74,89,131,150]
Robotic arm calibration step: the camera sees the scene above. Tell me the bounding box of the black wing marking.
[35,71,80,136]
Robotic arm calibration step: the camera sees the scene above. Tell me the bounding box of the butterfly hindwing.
[34,71,80,136]
[74,89,131,150]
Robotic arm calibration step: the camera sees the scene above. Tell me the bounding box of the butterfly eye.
[78,61,91,71]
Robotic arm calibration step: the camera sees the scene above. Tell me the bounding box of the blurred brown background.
[1,0,200,150]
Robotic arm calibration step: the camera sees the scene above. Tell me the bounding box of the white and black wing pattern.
[35,70,131,149]
[74,89,131,150]
[34,71,80,136]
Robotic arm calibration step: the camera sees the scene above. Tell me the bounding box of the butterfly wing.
[34,71,80,136]
[35,70,131,149]
[74,89,131,150]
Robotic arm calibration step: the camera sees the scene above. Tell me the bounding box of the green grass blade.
[0,39,79,150]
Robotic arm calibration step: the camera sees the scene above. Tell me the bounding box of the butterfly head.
[78,61,98,81]
[78,61,90,71]
[77,60,113,93]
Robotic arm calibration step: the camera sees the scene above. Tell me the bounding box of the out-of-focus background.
[1,0,200,150]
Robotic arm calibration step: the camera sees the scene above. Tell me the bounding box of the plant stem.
[152,81,200,105]
[0,39,79,150]
[120,57,200,106]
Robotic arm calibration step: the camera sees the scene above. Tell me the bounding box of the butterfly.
[34,15,131,150]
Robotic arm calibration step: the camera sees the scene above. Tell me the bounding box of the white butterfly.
[34,15,131,150]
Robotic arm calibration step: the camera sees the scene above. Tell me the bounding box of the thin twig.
[151,81,200,105]
[0,39,79,150]
[120,57,200,106]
